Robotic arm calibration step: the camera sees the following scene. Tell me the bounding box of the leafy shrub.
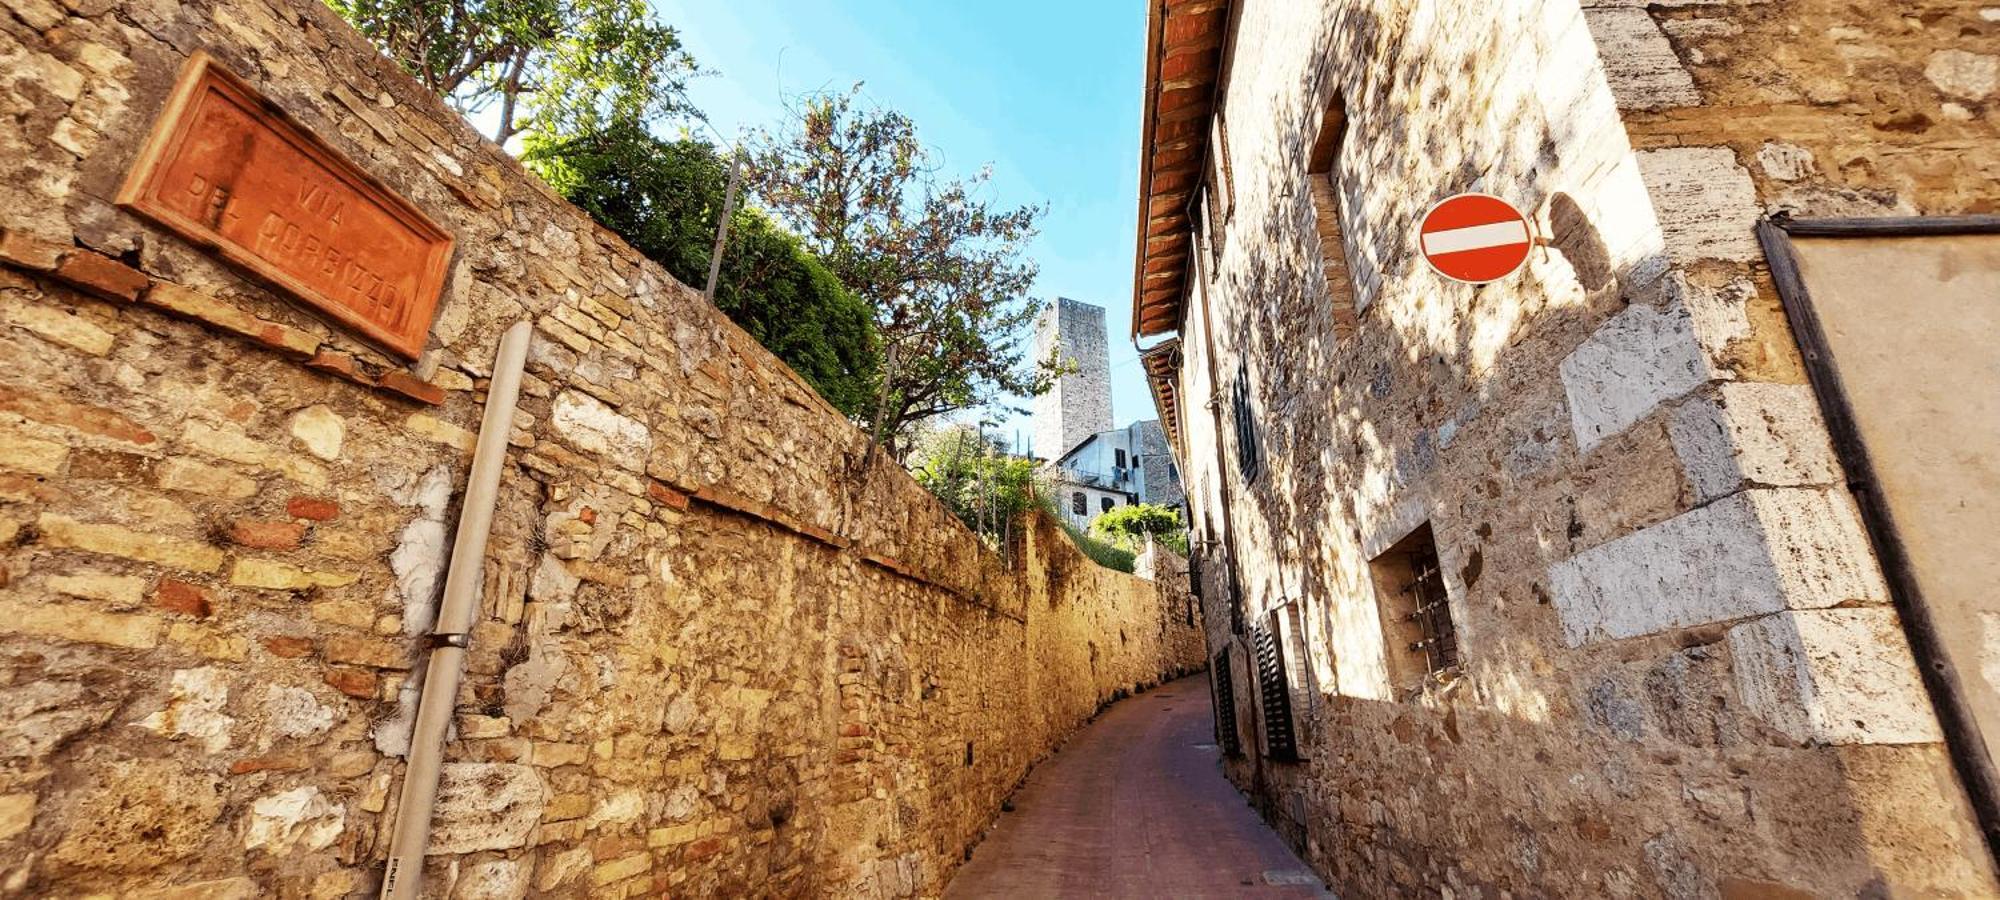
[1090,502,1189,555]
[525,124,879,414]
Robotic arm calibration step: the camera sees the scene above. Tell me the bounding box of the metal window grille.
[1404,539,1460,675]
[1212,648,1242,757]
[1230,367,1261,480]
[1252,623,1299,761]
[1071,492,1086,515]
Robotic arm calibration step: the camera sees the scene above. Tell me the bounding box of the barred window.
[1071,492,1086,516]
[1369,523,1461,692]
[1230,363,1261,480]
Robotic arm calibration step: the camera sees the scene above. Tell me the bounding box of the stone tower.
[1032,297,1114,461]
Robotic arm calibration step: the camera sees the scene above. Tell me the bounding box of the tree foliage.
[330,0,698,143]
[1091,502,1189,555]
[526,124,879,414]
[751,86,1055,457]
[908,425,1041,544]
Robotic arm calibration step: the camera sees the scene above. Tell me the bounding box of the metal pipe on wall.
[379,319,533,900]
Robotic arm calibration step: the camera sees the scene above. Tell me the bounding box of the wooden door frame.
[1756,213,2000,864]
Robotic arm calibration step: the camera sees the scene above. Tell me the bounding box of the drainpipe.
[380,319,532,900]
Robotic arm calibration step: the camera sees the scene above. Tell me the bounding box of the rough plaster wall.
[0,1,1207,896]
[1176,0,1999,896]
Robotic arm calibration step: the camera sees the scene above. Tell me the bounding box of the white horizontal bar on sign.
[1422,220,1530,256]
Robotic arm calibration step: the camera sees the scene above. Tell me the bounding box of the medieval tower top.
[1032,297,1114,461]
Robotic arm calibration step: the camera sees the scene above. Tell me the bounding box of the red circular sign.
[1419,193,1532,284]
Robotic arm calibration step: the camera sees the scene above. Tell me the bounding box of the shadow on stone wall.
[1182,0,1989,896]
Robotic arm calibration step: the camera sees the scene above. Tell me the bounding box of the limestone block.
[157,457,259,499]
[453,857,530,900]
[37,513,225,572]
[1678,276,1754,365]
[1670,382,1839,503]
[251,683,336,749]
[1551,488,1888,645]
[47,571,146,606]
[592,853,652,887]
[551,389,649,471]
[406,412,476,452]
[0,429,66,475]
[1635,147,1762,263]
[1729,608,1943,744]
[181,421,329,489]
[1926,50,1998,100]
[3,303,114,354]
[1757,142,1817,182]
[128,878,262,900]
[427,762,546,854]
[136,667,235,753]
[588,789,644,828]
[231,558,359,590]
[536,846,593,891]
[1559,302,1707,451]
[0,792,33,840]
[1582,8,1701,110]
[288,405,344,461]
[0,596,163,649]
[51,758,221,871]
[243,786,345,854]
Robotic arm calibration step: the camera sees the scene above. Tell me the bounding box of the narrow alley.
[946,676,1331,899]
[3,0,1998,894]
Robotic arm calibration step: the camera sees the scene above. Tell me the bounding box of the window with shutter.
[1212,647,1242,757]
[1252,621,1298,761]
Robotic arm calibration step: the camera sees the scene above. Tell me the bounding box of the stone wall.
[1165,0,1999,896]
[0,0,1205,895]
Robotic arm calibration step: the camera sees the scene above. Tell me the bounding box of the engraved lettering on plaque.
[117,52,454,359]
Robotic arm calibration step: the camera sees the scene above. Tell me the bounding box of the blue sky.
[654,0,1157,445]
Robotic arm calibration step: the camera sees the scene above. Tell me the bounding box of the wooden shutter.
[1252,622,1298,760]
[1212,647,1242,757]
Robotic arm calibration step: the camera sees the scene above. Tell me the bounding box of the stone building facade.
[1035,296,1187,530]
[1047,419,1185,532]
[1135,0,2000,896]
[0,0,1206,895]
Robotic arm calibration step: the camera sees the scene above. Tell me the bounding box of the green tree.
[908,424,1041,543]
[1091,503,1189,555]
[751,86,1055,458]
[329,0,698,143]
[526,124,879,414]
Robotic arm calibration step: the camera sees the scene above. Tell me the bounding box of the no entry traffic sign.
[1419,193,1533,284]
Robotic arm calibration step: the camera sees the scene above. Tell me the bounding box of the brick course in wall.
[0,0,1205,895]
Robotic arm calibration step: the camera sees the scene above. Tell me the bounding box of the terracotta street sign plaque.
[117,52,453,359]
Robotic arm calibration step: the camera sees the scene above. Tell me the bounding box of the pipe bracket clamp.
[428,633,471,649]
